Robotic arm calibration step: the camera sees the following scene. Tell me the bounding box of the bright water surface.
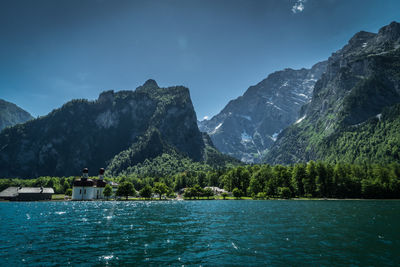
[1,200,400,266]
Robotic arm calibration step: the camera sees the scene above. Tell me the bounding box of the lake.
[0,200,399,266]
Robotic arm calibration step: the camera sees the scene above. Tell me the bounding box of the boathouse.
[72,168,107,200]
[0,186,54,201]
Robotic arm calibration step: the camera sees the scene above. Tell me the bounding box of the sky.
[1,0,400,120]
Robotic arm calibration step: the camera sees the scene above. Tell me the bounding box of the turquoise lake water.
[0,200,399,266]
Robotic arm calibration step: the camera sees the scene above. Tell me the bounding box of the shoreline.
[2,197,400,202]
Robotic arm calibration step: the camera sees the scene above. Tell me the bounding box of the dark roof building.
[0,187,54,201]
[72,168,107,188]
[72,168,107,200]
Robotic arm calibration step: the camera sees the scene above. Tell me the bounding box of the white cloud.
[202,116,209,120]
[292,0,306,14]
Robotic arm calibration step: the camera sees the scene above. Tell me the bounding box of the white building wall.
[72,187,83,200]
[85,187,96,200]
[98,187,104,199]
[72,186,105,200]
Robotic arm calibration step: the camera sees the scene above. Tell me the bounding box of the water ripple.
[0,200,400,265]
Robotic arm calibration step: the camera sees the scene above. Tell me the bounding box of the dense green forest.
[105,131,239,178]
[1,161,399,199]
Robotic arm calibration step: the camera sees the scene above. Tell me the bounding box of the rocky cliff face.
[0,99,33,132]
[198,61,327,163]
[0,80,225,178]
[265,21,400,164]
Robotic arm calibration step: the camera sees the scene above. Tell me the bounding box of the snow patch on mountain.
[295,93,307,98]
[239,115,252,121]
[280,81,289,88]
[241,132,252,143]
[210,122,223,134]
[295,115,306,124]
[198,60,327,163]
[266,101,283,111]
[271,131,281,142]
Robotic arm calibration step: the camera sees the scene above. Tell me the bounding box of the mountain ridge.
[0,99,33,132]
[0,80,237,178]
[198,60,327,163]
[264,21,400,164]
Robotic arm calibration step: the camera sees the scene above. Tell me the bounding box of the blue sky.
[1,0,400,120]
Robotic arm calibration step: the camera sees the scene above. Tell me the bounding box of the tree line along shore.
[1,161,400,200]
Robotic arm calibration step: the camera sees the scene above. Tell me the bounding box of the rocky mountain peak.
[264,21,400,165]
[377,21,400,41]
[347,31,376,48]
[333,21,400,62]
[310,61,329,74]
[0,81,209,178]
[0,99,33,132]
[98,90,115,104]
[199,60,327,163]
[143,79,159,88]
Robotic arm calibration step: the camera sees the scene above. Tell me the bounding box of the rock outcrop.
[198,61,327,163]
[0,99,33,132]
[265,21,400,164]
[0,80,235,178]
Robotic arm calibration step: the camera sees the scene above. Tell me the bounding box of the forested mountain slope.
[0,80,237,178]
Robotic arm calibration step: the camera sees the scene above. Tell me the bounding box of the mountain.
[0,99,33,132]
[265,21,400,165]
[0,80,237,178]
[198,61,327,163]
